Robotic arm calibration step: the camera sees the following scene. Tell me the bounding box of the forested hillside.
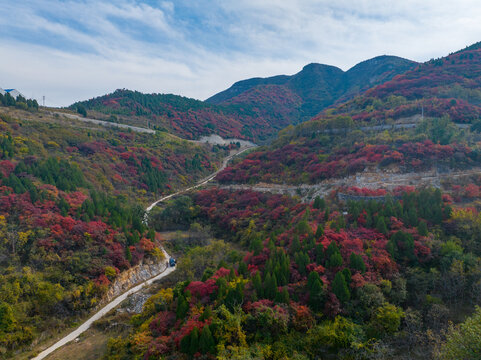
[71,89,278,141]
[317,42,481,125]
[93,43,481,360]
[208,56,417,124]
[71,57,416,142]
[102,184,481,359]
[0,105,226,357]
[4,42,481,360]
[216,44,481,186]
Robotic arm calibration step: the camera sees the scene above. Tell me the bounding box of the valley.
[2,41,481,360]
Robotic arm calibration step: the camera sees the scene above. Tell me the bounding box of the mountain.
[71,56,416,143]
[216,43,481,186]
[207,55,418,123]
[5,42,481,360]
[322,42,481,124]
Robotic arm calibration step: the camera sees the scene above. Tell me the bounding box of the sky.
[1,1,481,107]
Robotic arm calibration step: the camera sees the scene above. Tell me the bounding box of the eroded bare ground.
[219,167,481,202]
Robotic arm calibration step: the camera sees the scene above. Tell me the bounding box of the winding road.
[32,145,255,360]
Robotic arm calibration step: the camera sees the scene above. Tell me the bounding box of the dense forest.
[4,42,481,360]
[102,186,481,359]
[216,115,481,185]
[71,56,415,143]
[71,89,277,141]
[0,106,226,357]
[215,43,481,186]
[96,43,481,360]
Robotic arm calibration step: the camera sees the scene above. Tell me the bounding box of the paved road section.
[32,251,174,360]
[32,144,255,360]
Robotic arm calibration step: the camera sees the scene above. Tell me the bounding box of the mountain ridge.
[71,55,417,142]
[207,55,418,122]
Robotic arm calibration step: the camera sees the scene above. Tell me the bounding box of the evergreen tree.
[342,268,352,285]
[180,331,191,354]
[199,306,212,322]
[295,251,310,275]
[176,295,189,319]
[315,243,324,264]
[77,104,87,117]
[309,278,325,311]
[238,261,248,276]
[189,327,199,356]
[252,272,263,298]
[307,271,321,290]
[250,235,263,255]
[328,252,343,268]
[326,241,340,259]
[225,282,244,311]
[332,272,350,304]
[199,325,215,354]
[389,231,415,262]
[125,245,132,263]
[324,207,330,221]
[315,224,324,238]
[275,288,290,304]
[313,196,324,209]
[264,272,278,300]
[375,216,388,234]
[296,219,310,235]
[349,252,366,273]
[290,235,301,254]
[417,220,428,236]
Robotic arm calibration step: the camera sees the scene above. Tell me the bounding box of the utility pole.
[421,105,424,120]
[43,96,45,107]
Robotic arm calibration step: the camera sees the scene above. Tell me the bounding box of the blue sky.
[1,0,481,106]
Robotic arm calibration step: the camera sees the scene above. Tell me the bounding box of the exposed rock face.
[99,258,168,307]
[220,167,481,202]
[119,293,151,314]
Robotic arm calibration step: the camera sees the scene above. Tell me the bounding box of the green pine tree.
[199,325,215,354]
[264,272,278,300]
[307,271,321,290]
[238,261,248,276]
[349,252,366,273]
[180,331,191,354]
[252,272,263,298]
[332,272,350,304]
[290,235,301,254]
[375,216,388,234]
[313,196,322,209]
[189,327,199,356]
[176,295,189,319]
[199,306,212,322]
[309,278,325,311]
[328,253,343,268]
[417,220,428,236]
[315,244,324,264]
[315,224,324,238]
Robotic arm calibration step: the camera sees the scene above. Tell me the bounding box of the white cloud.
[1,0,481,106]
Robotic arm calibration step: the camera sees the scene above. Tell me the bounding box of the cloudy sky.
[1,0,481,107]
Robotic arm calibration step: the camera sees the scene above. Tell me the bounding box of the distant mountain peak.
[207,55,417,123]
